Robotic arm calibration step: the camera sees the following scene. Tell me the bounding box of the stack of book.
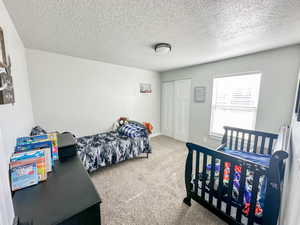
[10,133,59,191]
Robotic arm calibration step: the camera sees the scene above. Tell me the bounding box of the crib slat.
[247,170,260,225]
[195,151,200,195]
[260,136,266,154]
[236,163,247,223]
[235,131,239,150]
[201,154,207,199]
[209,157,216,204]
[226,162,235,215]
[253,135,258,153]
[247,134,252,152]
[268,138,274,155]
[229,130,233,149]
[222,128,228,145]
[241,132,245,151]
[217,161,225,210]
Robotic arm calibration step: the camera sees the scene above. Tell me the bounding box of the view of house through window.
[210,73,262,136]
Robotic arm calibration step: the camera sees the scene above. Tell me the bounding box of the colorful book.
[10,163,38,191]
[11,151,47,181]
[16,135,49,145]
[10,150,47,181]
[15,141,53,173]
[16,134,59,161]
[47,133,59,160]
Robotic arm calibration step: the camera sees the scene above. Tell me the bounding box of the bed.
[183,126,288,225]
[76,130,151,172]
[30,121,152,173]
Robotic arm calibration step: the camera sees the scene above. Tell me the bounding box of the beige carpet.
[91,135,226,225]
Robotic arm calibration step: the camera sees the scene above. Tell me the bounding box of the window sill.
[208,133,223,140]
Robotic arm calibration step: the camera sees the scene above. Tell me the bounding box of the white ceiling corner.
[3,0,300,72]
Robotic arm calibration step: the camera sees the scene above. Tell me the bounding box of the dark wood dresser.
[13,133,102,225]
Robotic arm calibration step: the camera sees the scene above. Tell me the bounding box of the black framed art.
[0,27,7,68]
[0,27,15,105]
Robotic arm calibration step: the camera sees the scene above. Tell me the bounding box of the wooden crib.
[183,126,289,225]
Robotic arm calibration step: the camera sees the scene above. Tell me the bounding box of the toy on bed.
[183,126,288,225]
[143,122,154,134]
[112,117,129,131]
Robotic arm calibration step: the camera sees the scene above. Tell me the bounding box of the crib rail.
[183,142,288,225]
[263,126,289,225]
[222,126,278,155]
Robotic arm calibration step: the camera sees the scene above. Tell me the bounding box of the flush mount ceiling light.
[154,43,172,55]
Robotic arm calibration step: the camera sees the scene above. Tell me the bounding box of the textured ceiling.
[3,0,300,71]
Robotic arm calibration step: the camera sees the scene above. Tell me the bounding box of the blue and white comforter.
[76,131,151,172]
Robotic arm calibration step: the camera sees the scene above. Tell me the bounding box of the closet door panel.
[174,79,191,142]
[161,82,174,137]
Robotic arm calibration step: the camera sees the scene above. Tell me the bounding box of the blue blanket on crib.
[223,148,271,167]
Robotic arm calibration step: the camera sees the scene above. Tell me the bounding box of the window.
[210,73,261,136]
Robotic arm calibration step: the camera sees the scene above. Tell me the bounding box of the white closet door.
[174,79,191,142]
[161,82,174,137]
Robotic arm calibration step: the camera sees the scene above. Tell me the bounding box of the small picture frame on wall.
[140,83,152,94]
[194,86,206,103]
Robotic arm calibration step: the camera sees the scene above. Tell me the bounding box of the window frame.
[209,72,262,138]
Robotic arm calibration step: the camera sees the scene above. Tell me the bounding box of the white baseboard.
[150,133,162,138]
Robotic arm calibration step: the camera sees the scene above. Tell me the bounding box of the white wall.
[26,49,160,137]
[280,67,300,225]
[161,45,300,148]
[0,0,34,224]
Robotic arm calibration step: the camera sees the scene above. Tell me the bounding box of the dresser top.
[13,154,101,225]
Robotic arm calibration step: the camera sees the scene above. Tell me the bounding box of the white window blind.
[210,73,261,136]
